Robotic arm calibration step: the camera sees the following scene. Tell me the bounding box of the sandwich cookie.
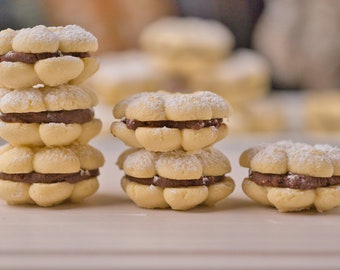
[118,147,235,210]
[0,144,104,206]
[240,141,340,212]
[139,16,234,76]
[0,84,102,146]
[0,24,99,89]
[111,91,231,152]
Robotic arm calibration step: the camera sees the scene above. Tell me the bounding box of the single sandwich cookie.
[239,141,340,212]
[139,16,234,76]
[117,147,235,210]
[0,84,101,146]
[111,91,231,152]
[0,143,105,206]
[0,25,99,89]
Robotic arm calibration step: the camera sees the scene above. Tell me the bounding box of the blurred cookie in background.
[89,50,164,105]
[43,0,176,53]
[188,49,271,107]
[303,90,340,133]
[229,95,286,134]
[139,16,235,77]
[253,0,340,90]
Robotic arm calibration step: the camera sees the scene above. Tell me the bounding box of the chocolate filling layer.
[123,117,223,130]
[250,171,340,190]
[0,51,90,64]
[0,109,94,124]
[126,175,224,188]
[0,169,99,184]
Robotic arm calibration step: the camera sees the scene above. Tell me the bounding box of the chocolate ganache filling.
[126,175,224,188]
[250,171,340,190]
[0,51,90,64]
[123,117,223,130]
[0,109,94,124]
[0,169,99,184]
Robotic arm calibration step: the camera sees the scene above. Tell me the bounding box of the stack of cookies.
[111,91,235,210]
[0,25,104,207]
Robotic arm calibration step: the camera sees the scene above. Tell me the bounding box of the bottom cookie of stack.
[0,144,104,207]
[117,148,235,210]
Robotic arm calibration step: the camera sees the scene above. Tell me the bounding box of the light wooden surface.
[0,103,339,270]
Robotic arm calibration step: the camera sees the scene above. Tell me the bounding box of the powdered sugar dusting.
[247,141,337,176]
[12,25,59,53]
[116,91,229,121]
[164,93,212,120]
[52,24,98,52]
[196,91,231,118]
[315,144,340,175]
[124,150,156,173]
[0,28,16,54]
[126,92,166,120]
[0,88,45,113]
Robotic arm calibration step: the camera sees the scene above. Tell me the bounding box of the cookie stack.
[111,91,235,210]
[0,25,104,207]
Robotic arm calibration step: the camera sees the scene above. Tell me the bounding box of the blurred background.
[0,0,339,136]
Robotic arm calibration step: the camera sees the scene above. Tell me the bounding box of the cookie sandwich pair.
[240,141,340,212]
[111,90,235,210]
[0,25,104,206]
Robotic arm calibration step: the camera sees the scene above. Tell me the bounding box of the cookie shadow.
[191,197,256,213]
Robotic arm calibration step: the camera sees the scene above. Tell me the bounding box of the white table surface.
[0,103,340,270]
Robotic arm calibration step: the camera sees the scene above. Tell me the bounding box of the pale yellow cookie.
[0,84,95,113]
[304,90,340,133]
[0,28,16,55]
[140,16,234,76]
[34,55,84,86]
[0,62,42,89]
[0,144,104,207]
[188,49,271,106]
[0,24,98,88]
[111,91,231,152]
[0,119,101,146]
[0,85,101,146]
[89,51,163,105]
[240,141,340,212]
[118,148,235,210]
[49,24,98,52]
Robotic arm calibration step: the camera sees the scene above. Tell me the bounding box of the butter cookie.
[139,17,234,76]
[0,25,98,88]
[0,144,104,206]
[111,91,231,152]
[0,84,101,146]
[118,148,235,210]
[89,51,163,105]
[240,141,340,212]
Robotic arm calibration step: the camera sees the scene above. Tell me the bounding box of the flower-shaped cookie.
[139,16,234,75]
[0,25,99,89]
[111,91,231,152]
[0,143,104,206]
[117,147,235,210]
[239,141,340,212]
[0,84,101,146]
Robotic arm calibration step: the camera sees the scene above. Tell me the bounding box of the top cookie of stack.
[111,91,231,152]
[0,25,99,89]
